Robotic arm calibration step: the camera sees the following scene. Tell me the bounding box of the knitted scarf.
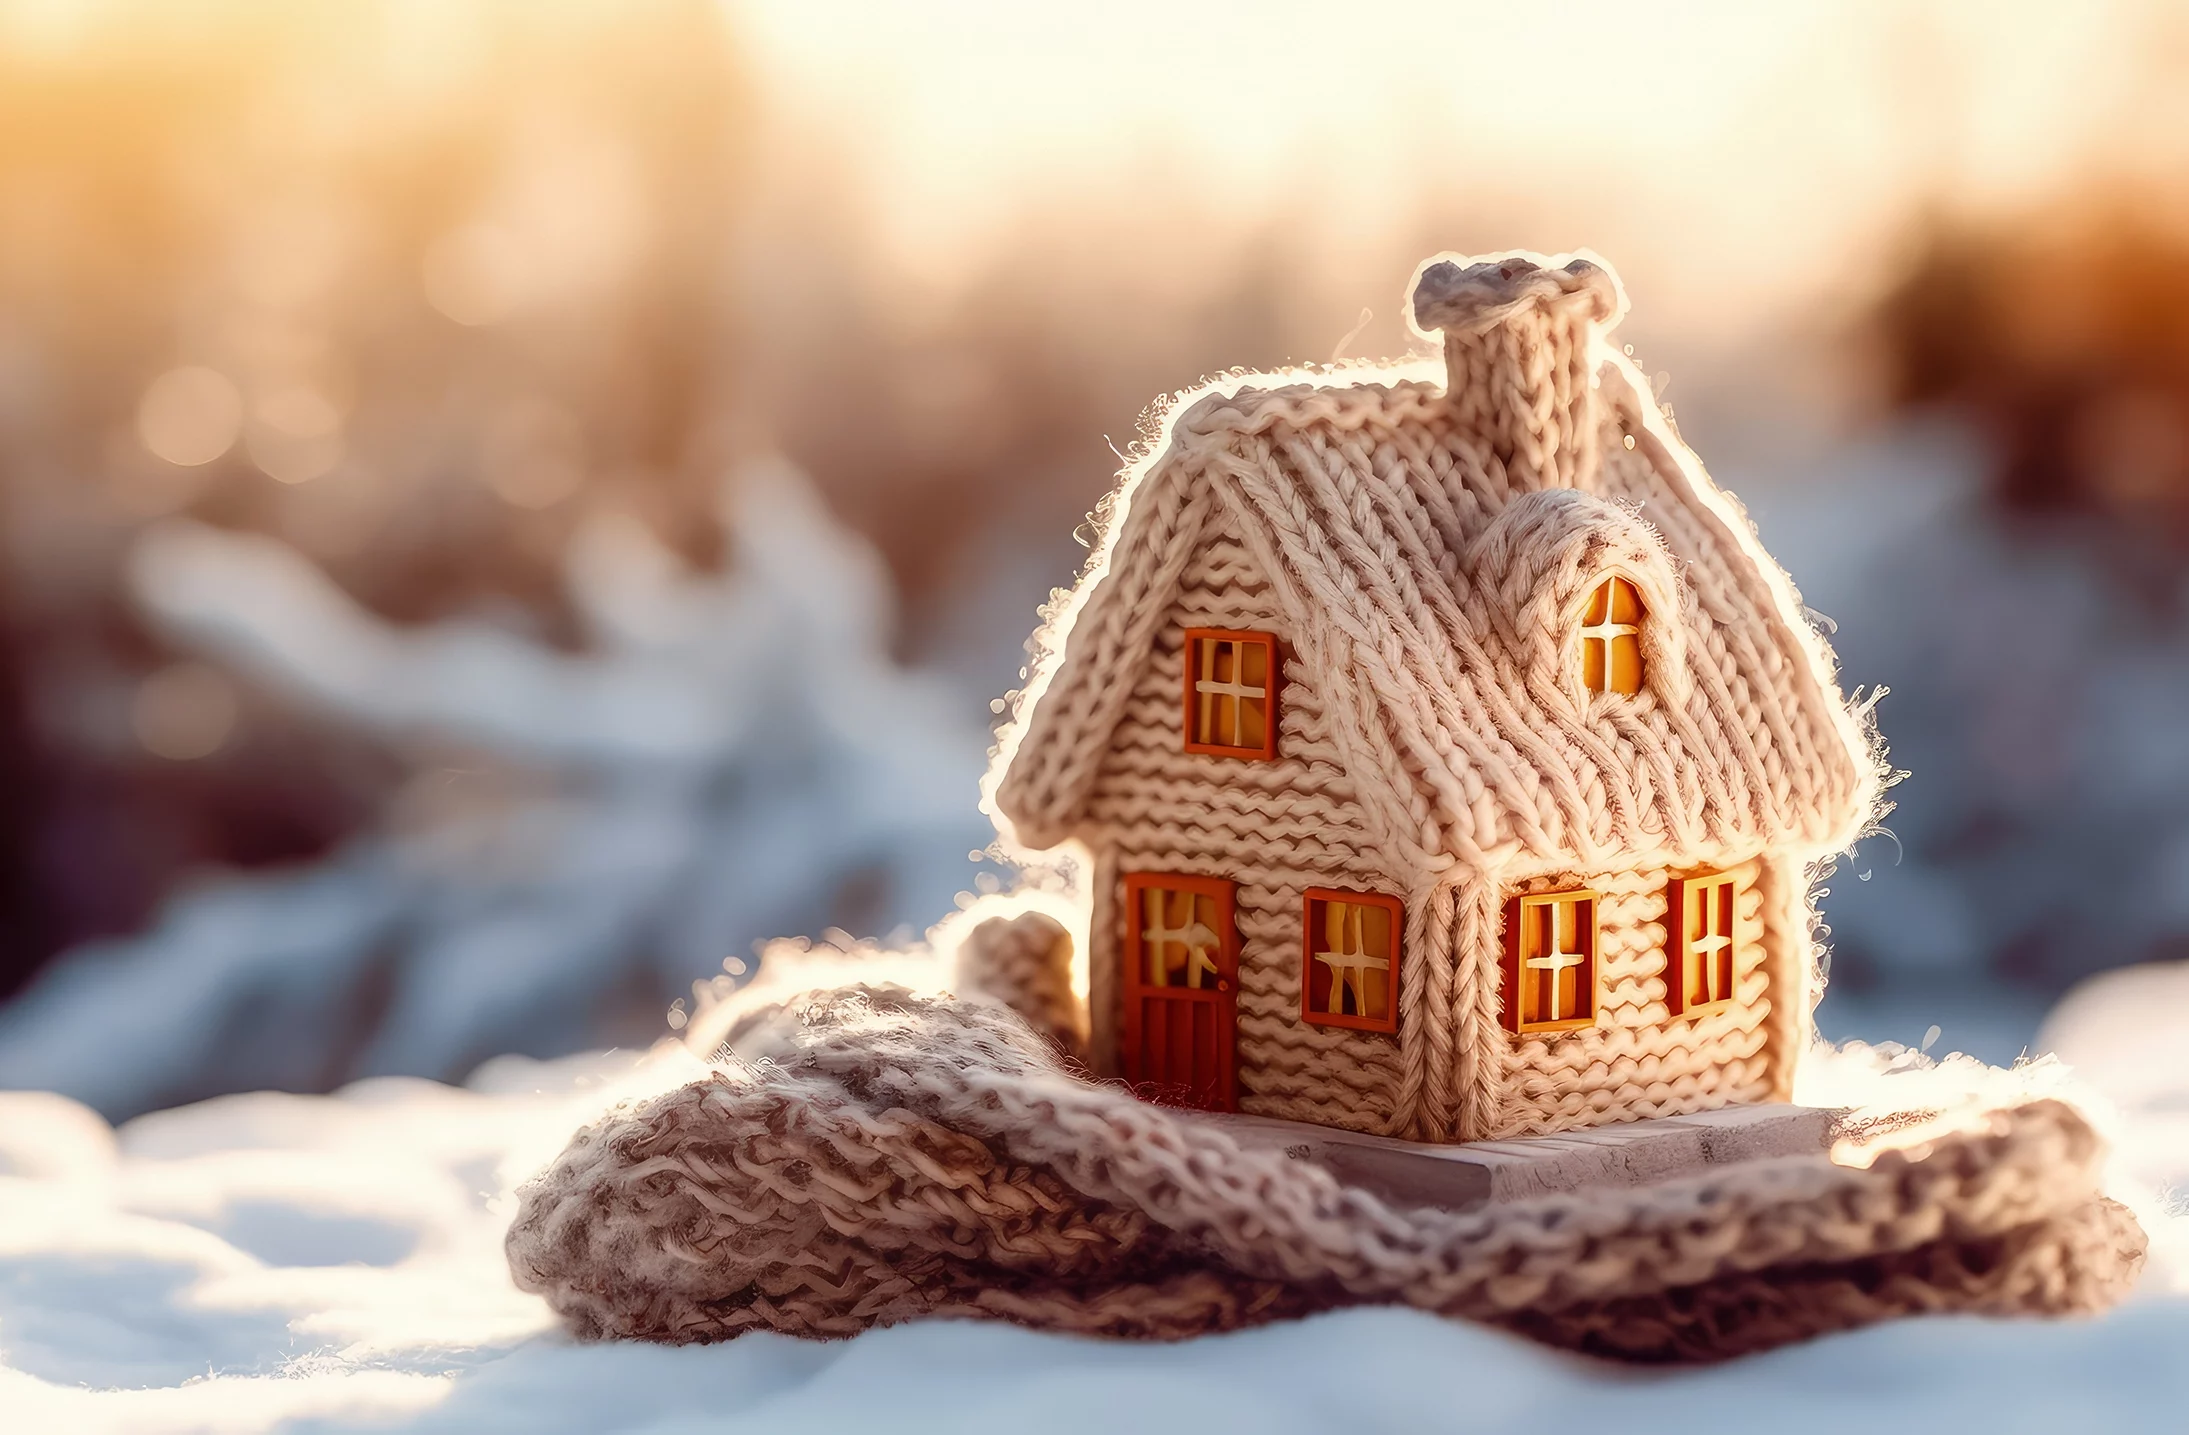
[505,981,2143,1363]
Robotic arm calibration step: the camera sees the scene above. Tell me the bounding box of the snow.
[4,970,2189,1435]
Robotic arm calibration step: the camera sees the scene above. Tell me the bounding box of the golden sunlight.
[732,0,2184,330]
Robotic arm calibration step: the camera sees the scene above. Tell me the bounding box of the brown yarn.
[506,986,2144,1362]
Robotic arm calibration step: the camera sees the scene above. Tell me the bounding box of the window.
[1501,889,1600,1034]
[1182,628,1279,759]
[1580,576,1645,696]
[1300,888,1401,1034]
[1667,871,1739,1018]
[1123,873,1235,993]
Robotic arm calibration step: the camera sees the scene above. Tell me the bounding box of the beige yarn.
[983,250,1888,1142]
[952,910,1086,1061]
[505,984,2144,1363]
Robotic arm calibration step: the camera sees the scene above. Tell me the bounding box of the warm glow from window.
[1301,889,1400,1033]
[1669,871,1739,1017]
[1182,629,1278,758]
[1580,576,1644,696]
[1503,889,1600,1034]
[1130,880,1227,991]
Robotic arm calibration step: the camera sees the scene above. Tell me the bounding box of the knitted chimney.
[1409,253,1624,491]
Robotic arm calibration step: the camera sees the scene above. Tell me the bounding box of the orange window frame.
[1579,576,1645,696]
[1500,889,1600,1035]
[1181,628,1280,760]
[1667,870,1739,1019]
[1299,887,1402,1035]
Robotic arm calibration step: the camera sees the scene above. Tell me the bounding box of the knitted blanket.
[505,982,2145,1363]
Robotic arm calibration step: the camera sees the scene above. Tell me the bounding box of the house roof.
[986,252,1882,877]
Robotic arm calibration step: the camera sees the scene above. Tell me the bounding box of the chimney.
[1408,252,1626,491]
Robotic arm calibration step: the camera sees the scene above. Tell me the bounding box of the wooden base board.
[1200,1103,1847,1212]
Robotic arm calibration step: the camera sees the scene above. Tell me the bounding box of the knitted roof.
[987,251,1880,876]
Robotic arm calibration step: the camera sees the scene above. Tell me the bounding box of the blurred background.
[2,0,2187,1118]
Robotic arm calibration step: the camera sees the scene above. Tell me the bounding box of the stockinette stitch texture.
[505,965,2144,1363]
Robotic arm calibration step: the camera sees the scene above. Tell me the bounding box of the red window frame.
[1181,628,1280,760]
[1299,887,1402,1034]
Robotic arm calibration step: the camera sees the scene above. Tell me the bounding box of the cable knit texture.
[505,984,2145,1362]
[984,250,1887,1142]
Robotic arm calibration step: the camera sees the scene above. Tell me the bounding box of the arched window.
[1579,576,1645,695]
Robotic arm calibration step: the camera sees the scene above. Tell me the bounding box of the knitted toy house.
[986,251,1880,1144]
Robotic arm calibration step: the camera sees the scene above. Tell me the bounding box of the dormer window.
[1580,576,1644,696]
[1181,628,1279,759]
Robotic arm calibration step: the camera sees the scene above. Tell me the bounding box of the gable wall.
[1077,514,1431,1136]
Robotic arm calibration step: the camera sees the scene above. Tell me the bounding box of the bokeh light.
[137,367,244,467]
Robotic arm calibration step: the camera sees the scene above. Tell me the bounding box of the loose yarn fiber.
[506,981,2144,1363]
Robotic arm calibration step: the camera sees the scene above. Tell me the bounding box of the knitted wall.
[1494,857,1780,1137]
[506,983,2144,1362]
[1081,511,1419,1133]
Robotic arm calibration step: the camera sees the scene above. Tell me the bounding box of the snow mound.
[2,1020,2188,1433]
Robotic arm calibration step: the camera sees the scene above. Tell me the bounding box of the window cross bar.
[1142,905,1220,990]
[1526,940,1588,1022]
[1194,639,1265,748]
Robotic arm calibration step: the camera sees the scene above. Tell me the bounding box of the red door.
[1119,873,1237,1111]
